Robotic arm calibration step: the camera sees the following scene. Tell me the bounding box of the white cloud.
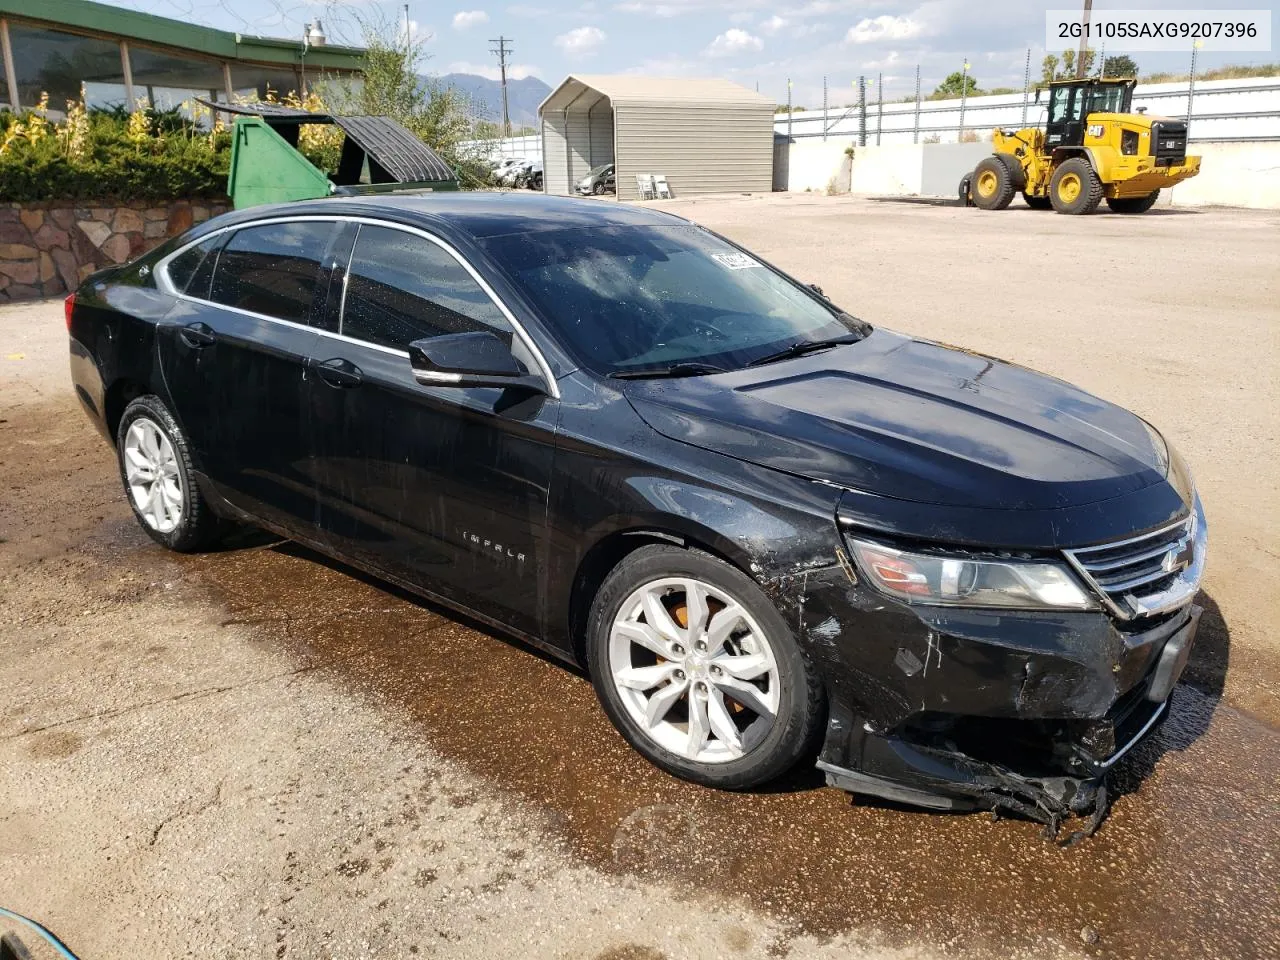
[555,26,607,55]
[705,28,764,57]
[846,14,922,44]
[452,10,490,29]
[759,15,787,34]
[446,60,542,80]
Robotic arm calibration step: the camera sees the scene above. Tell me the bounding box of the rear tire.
[586,545,825,790]
[970,156,1016,210]
[1049,158,1104,215]
[1106,190,1160,213]
[1023,192,1053,210]
[116,395,224,552]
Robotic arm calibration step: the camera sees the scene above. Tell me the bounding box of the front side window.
[482,225,866,375]
[340,225,514,352]
[208,221,333,324]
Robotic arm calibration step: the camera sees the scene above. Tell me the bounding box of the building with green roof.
[0,0,364,115]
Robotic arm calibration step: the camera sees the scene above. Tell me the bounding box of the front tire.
[1050,158,1104,214]
[116,395,224,552]
[587,545,824,790]
[970,156,1016,210]
[1106,190,1160,213]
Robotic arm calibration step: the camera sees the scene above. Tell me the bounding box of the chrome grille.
[1064,498,1206,620]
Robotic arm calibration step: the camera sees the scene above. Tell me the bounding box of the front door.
[306,223,558,636]
[1045,84,1086,149]
[156,218,340,534]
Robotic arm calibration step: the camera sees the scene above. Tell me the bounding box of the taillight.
[64,293,76,331]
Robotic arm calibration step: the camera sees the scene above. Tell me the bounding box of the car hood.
[623,329,1168,511]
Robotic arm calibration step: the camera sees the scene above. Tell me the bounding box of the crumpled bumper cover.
[765,560,1201,837]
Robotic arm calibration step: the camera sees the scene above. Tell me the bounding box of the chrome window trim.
[154,213,560,399]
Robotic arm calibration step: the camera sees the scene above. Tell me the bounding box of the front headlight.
[846,537,1097,610]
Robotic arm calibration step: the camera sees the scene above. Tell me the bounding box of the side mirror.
[408,331,546,393]
[1035,87,1042,104]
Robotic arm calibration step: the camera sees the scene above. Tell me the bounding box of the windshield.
[588,163,612,177]
[1086,83,1130,115]
[482,225,867,375]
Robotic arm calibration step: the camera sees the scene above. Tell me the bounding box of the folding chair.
[635,174,655,200]
[652,174,672,199]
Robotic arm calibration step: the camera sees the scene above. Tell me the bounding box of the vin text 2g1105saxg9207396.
[66,193,1206,838]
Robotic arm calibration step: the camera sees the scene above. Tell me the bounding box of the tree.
[1042,49,1099,85]
[932,71,981,99]
[1041,54,1059,86]
[1103,54,1139,78]
[323,15,476,167]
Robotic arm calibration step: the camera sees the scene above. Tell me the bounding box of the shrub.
[0,95,231,203]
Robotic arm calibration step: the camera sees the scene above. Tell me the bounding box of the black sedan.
[67,193,1206,832]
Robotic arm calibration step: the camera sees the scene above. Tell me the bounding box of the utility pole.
[490,35,513,137]
[1076,0,1093,78]
[822,76,827,141]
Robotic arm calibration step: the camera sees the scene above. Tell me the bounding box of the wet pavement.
[175,538,1280,960]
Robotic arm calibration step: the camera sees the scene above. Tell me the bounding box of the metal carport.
[539,75,775,201]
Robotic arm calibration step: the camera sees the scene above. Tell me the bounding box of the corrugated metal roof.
[540,75,774,113]
[332,116,455,183]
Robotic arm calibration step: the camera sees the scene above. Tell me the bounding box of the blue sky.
[103,1,1278,107]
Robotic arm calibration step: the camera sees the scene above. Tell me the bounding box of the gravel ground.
[1,196,1277,960]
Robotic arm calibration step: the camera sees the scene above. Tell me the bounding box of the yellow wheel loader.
[968,78,1200,215]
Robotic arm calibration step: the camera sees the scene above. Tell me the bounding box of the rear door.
[306,222,558,635]
[157,218,340,534]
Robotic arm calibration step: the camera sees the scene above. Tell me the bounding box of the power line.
[489,35,512,137]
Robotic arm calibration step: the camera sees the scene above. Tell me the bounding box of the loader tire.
[995,153,1027,192]
[970,156,1016,210]
[1050,158,1104,215]
[1023,192,1053,210]
[1106,191,1161,213]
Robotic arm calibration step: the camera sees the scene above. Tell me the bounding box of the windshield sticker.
[711,252,760,270]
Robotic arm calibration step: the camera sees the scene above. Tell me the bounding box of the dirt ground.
[1,195,1277,960]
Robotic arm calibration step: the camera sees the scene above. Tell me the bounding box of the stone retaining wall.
[0,200,230,303]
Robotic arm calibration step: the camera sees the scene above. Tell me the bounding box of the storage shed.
[539,75,775,200]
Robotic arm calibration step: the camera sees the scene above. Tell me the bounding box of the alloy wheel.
[123,417,184,533]
[608,577,781,764]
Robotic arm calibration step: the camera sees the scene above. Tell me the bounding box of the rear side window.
[165,235,223,298]
[209,221,333,324]
[340,225,513,351]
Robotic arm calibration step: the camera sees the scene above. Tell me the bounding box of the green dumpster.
[205,100,459,209]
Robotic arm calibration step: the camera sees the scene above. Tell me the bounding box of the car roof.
[200,192,688,242]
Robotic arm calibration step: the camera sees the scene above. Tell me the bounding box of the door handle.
[310,357,363,388]
[180,322,216,348]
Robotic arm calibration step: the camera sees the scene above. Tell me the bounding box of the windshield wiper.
[611,361,729,380]
[746,332,865,368]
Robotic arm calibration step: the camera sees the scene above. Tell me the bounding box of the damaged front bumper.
[779,557,1201,836]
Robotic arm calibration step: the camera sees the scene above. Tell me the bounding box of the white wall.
[788,138,1280,209]
[1166,141,1280,208]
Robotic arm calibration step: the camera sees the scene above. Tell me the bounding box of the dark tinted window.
[482,225,863,374]
[166,236,222,297]
[341,225,512,351]
[209,221,332,324]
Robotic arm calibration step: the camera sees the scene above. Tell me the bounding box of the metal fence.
[780,55,1280,146]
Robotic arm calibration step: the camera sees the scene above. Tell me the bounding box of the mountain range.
[433,74,552,129]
